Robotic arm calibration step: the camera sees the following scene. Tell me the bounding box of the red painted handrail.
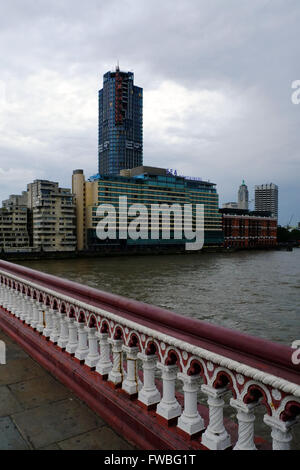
[0,259,299,385]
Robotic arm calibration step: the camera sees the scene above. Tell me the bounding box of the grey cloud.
[0,0,299,224]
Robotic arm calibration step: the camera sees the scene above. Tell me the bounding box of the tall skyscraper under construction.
[98,66,143,176]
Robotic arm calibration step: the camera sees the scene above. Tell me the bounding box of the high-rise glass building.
[255,183,278,219]
[98,66,143,176]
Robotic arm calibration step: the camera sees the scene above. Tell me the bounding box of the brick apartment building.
[219,208,277,249]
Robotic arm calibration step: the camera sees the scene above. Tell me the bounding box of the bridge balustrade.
[0,260,299,450]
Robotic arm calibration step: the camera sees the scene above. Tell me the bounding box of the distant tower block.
[255,183,278,219]
[238,180,249,210]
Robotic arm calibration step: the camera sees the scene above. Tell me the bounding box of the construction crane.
[287,215,294,230]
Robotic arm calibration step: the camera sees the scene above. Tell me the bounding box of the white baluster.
[10,288,17,313]
[201,384,231,450]
[156,363,181,421]
[57,314,69,349]
[230,398,258,450]
[20,295,29,322]
[30,299,40,328]
[122,346,142,396]
[1,286,8,309]
[17,292,25,318]
[7,287,14,311]
[36,304,45,333]
[26,298,35,326]
[2,285,8,306]
[263,415,295,450]
[3,286,10,309]
[15,291,22,317]
[43,307,54,338]
[14,292,22,318]
[13,291,20,316]
[2,285,9,309]
[66,317,78,354]
[49,310,61,343]
[85,327,100,368]
[138,353,161,408]
[108,338,125,386]
[0,285,5,308]
[0,285,5,307]
[10,289,17,316]
[75,322,89,361]
[95,332,112,377]
[4,286,10,311]
[6,288,14,313]
[177,373,205,436]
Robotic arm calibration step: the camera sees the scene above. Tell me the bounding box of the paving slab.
[0,357,47,386]
[9,375,73,410]
[0,385,23,417]
[58,426,134,450]
[0,329,9,341]
[0,329,28,360]
[39,443,61,450]
[0,326,134,451]
[12,397,105,449]
[0,416,30,450]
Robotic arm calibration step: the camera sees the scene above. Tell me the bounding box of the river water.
[18,248,300,448]
[20,248,300,345]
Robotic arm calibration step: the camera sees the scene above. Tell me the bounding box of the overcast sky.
[0,0,299,225]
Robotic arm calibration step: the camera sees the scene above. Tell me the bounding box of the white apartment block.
[27,180,76,251]
[0,192,30,251]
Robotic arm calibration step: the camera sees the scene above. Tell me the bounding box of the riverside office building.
[72,166,223,251]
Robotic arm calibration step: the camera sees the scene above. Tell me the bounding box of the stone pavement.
[0,328,135,450]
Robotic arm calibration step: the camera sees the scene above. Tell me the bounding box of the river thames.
[19,248,300,346]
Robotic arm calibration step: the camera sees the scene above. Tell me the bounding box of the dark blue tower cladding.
[98,67,143,176]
